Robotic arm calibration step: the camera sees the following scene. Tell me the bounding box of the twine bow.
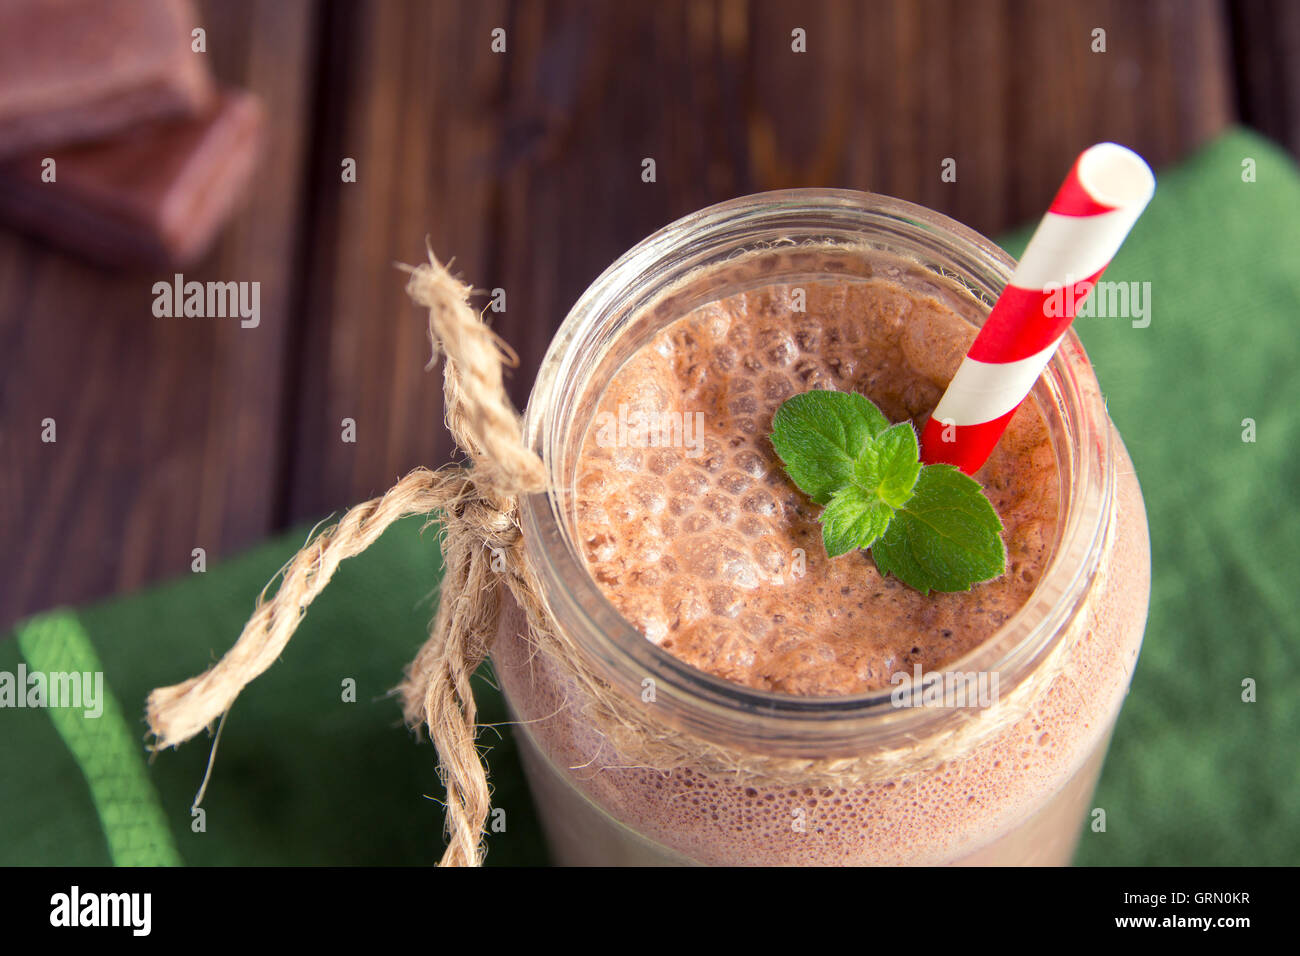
[147,248,544,867]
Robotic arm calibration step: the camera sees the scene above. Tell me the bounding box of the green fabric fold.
[14,612,180,866]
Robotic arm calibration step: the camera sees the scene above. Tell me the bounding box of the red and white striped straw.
[919,143,1156,474]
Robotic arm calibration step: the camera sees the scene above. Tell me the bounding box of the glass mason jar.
[491,190,1150,865]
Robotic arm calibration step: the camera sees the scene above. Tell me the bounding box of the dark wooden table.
[1,0,1295,630]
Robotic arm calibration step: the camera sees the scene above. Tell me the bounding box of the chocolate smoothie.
[572,279,1060,696]
[492,222,1149,866]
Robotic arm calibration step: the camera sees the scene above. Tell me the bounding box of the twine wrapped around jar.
[146,247,1097,867]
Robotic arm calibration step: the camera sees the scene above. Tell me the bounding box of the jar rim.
[519,188,1113,754]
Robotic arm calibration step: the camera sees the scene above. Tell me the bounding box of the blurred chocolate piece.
[0,90,264,268]
[0,0,213,158]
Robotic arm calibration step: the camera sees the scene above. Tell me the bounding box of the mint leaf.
[851,421,921,508]
[821,487,894,557]
[771,389,1007,594]
[771,390,889,504]
[870,464,1006,593]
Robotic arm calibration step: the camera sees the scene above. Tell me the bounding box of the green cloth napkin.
[3,128,1297,866]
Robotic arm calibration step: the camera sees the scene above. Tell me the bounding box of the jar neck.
[520,189,1114,757]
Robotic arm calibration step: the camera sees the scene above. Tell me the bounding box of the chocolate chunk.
[0,0,213,158]
[0,90,264,268]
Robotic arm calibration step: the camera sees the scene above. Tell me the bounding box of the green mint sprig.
[770,389,1006,593]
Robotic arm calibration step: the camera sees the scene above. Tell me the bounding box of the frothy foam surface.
[573,279,1061,695]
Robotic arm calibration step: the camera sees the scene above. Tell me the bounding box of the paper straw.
[919,143,1156,474]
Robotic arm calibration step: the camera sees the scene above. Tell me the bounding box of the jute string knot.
[147,246,543,866]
